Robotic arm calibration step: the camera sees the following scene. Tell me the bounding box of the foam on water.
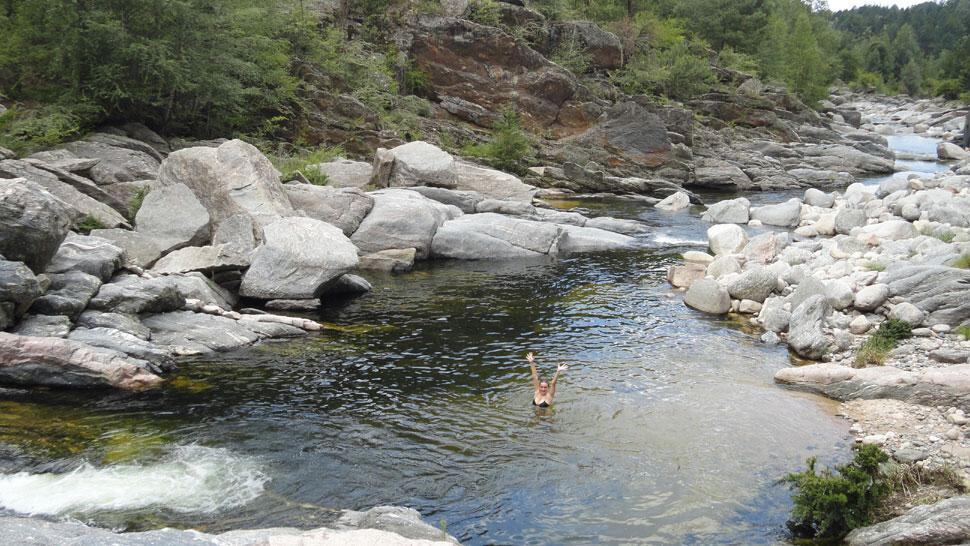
[651,233,708,246]
[0,445,268,516]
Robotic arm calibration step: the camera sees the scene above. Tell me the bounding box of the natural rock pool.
[0,197,855,545]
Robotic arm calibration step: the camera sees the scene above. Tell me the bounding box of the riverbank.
[668,90,970,541]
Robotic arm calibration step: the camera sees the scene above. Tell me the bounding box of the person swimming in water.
[526,352,567,407]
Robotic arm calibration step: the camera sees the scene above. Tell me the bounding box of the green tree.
[899,58,922,95]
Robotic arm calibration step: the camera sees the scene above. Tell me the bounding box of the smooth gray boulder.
[68,327,174,370]
[854,283,890,312]
[135,182,211,254]
[0,331,163,389]
[454,160,536,202]
[475,199,536,217]
[750,198,802,228]
[835,208,866,235]
[284,183,374,237]
[800,144,894,174]
[889,301,925,326]
[387,141,457,188]
[885,265,970,325]
[856,220,919,242]
[775,363,970,409]
[534,208,588,226]
[157,139,294,227]
[0,259,43,319]
[846,495,970,546]
[431,213,563,259]
[728,267,777,303]
[90,228,163,268]
[12,314,72,338]
[684,278,731,315]
[654,191,691,211]
[825,279,855,311]
[241,217,358,300]
[76,310,151,340]
[0,160,126,229]
[351,189,460,259]
[744,232,788,265]
[29,270,101,320]
[557,225,635,254]
[311,158,373,188]
[0,178,74,273]
[701,197,750,224]
[87,274,185,314]
[151,244,249,275]
[788,294,831,360]
[706,255,741,278]
[938,141,970,160]
[45,233,125,282]
[707,224,748,255]
[759,297,791,333]
[788,277,828,311]
[803,188,835,208]
[62,138,160,186]
[322,273,373,296]
[168,272,237,310]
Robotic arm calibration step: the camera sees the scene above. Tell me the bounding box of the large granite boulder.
[557,224,635,253]
[800,144,895,174]
[702,197,750,224]
[157,139,294,227]
[240,217,358,300]
[311,158,372,188]
[0,332,163,389]
[45,233,125,282]
[135,183,211,254]
[61,138,160,187]
[885,265,970,325]
[707,224,748,256]
[387,141,457,188]
[284,183,374,236]
[151,244,250,276]
[775,363,970,410]
[728,267,777,303]
[431,213,563,259]
[561,101,672,171]
[351,189,461,259]
[67,327,174,370]
[750,198,802,228]
[407,186,484,214]
[77,310,151,340]
[692,158,753,189]
[409,17,587,135]
[142,311,267,354]
[0,159,127,228]
[0,178,74,273]
[788,294,831,360]
[938,141,970,160]
[454,161,537,202]
[684,278,731,315]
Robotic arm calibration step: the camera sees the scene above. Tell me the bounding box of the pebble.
[932,324,952,333]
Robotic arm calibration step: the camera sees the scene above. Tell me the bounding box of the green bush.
[128,187,150,219]
[550,30,593,74]
[854,318,912,367]
[956,325,970,340]
[785,444,890,540]
[612,41,714,101]
[951,254,970,269]
[75,215,105,234]
[0,104,95,155]
[467,0,501,27]
[270,145,344,186]
[933,78,964,100]
[462,108,533,174]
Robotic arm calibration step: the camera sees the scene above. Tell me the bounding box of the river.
[0,134,945,544]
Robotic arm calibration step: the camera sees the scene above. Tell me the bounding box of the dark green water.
[0,198,852,545]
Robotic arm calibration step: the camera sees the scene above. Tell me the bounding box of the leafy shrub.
[467,0,501,27]
[785,444,890,540]
[462,108,533,174]
[933,78,964,100]
[128,187,150,219]
[851,71,890,94]
[612,41,714,101]
[270,146,344,185]
[75,215,105,234]
[854,318,912,367]
[956,325,970,340]
[718,46,759,74]
[951,254,970,269]
[551,30,592,74]
[932,230,955,243]
[864,262,886,272]
[0,104,94,154]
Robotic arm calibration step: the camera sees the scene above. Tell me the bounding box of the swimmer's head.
[538,381,549,393]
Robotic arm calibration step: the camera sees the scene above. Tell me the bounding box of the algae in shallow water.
[0,400,172,462]
[167,375,213,393]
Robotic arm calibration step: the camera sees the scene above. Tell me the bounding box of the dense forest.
[0,0,967,155]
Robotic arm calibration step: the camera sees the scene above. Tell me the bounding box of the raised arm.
[526,352,540,389]
[549,363,568,395]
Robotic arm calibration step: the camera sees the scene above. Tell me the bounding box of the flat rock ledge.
[0,505,460,545]
[846,495,970,546]
[774,363,970,411]
[0,331,162,390]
